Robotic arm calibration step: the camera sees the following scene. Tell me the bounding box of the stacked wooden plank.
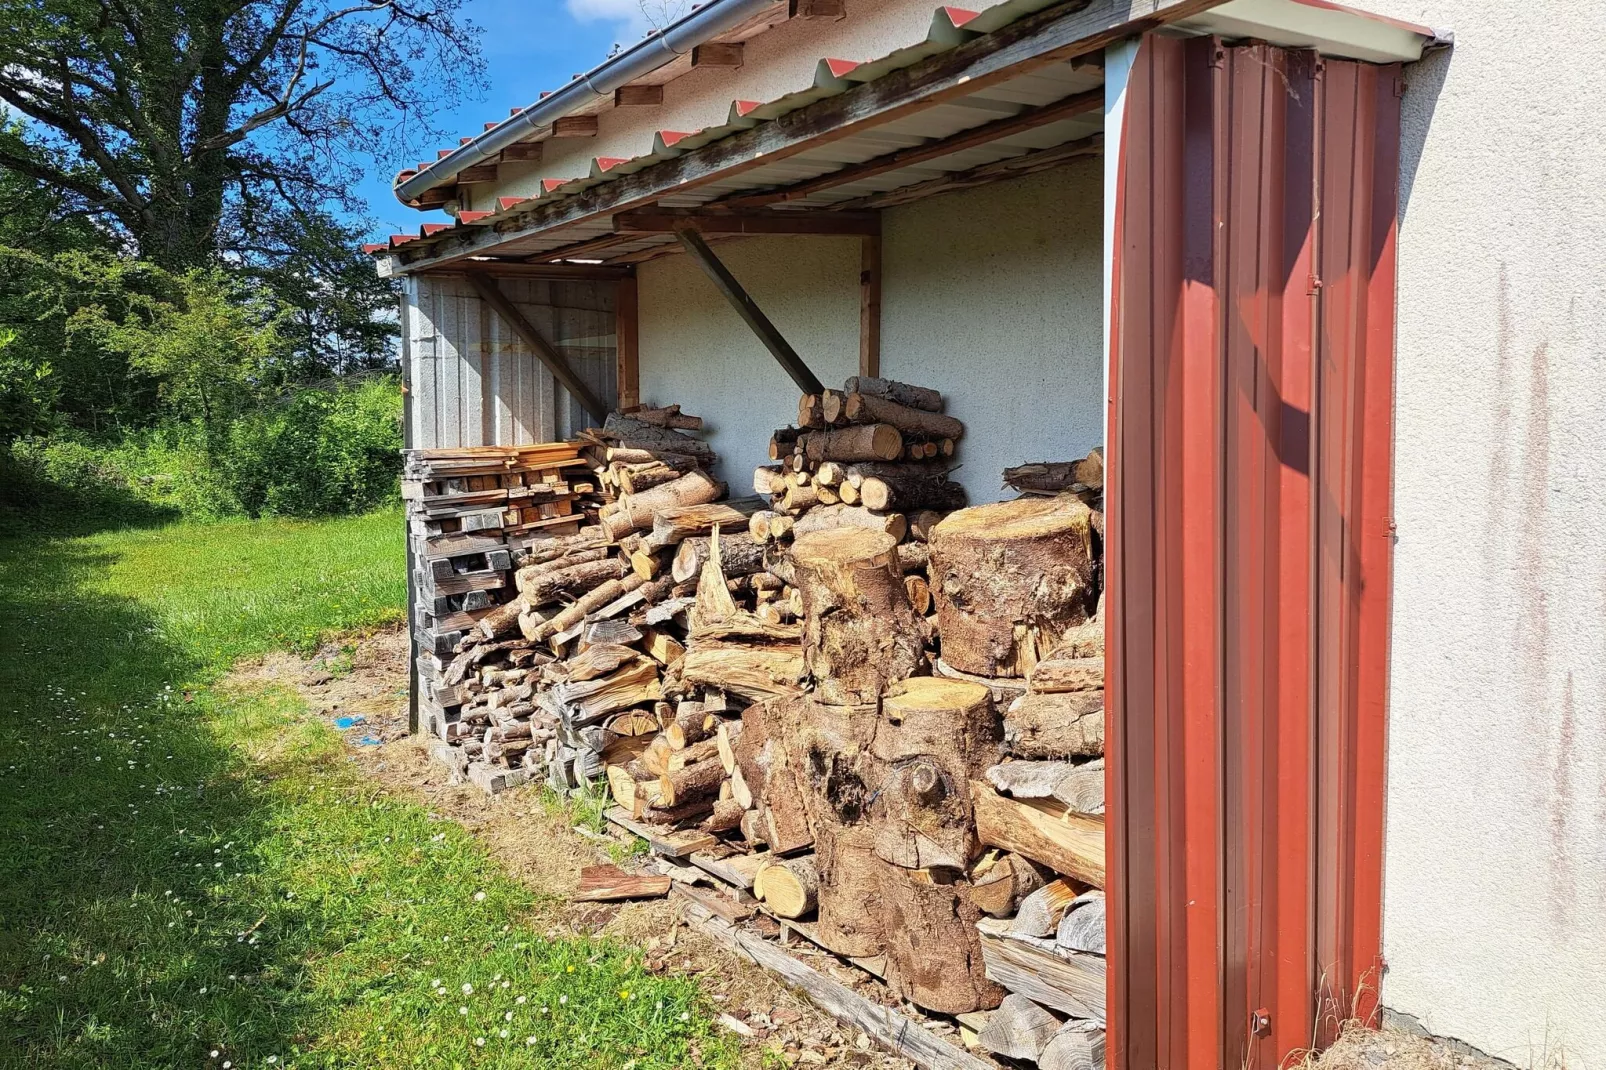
[404,442,602,733]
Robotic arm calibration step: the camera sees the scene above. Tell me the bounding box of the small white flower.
[265,1059,277,1066]
[458,1007,468,1016]
[473,891,486,902]
[473,1038,485,1047]
[431,978,442,987]
[558,995,567,1005]
[515,995,527,1005]
[504,1011,513,1021]
[526,1036,537,1045]
[209,1051,219,1059]
[499,1029,509,1038]
[461,983,473,994]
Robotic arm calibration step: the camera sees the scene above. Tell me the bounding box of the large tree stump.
[878,865,1005,1014]
[869,678,999,870]
[730,696,813,854]
[791,529,927,705]
[929,497,1098,677]
[814,823,888,958]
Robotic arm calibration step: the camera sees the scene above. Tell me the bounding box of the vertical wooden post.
[616,273,641,411]
[859,234,882,378]
[399,278,421,735]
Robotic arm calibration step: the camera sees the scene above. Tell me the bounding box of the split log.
[755,855,819,918]
[671,534,765,584]
[842,392,965,441]
[977,994,1064,1063]
[791,504,906,542]
[550,657,660,723]
[640,627,685,666]
[791,528,927,705]
[878,867,1004,1014]
[975,917,1106,1021]
[600,470,724,540]
[532,574,648,642]
[731,697,813,854]
[1029,656,1104,694]
[970,851,1052,918]
[680,641,803,702]
[1039,1022,1106,1070]
[972,784,1105,888]
[1057,894,1106,955]
[801,424,903,463]
[616,464,687,495]
[930,497,1099,677]
[869,678,998,869]
[642,498,763,550]
[843,375,944,413]
[715,720,742,774]
[573,864,671,902]
[1004,691,1104,760]
[1011,879,1083,938]
[987,758,1104,815]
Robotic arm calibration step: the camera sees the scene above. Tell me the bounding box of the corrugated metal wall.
[402,273,617,448]
[1107,33,1400,1070]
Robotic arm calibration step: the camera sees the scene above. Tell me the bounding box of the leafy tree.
[0,0,483,270]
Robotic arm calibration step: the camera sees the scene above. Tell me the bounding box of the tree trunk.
[671,534,765,583]
[600,470,724,540]
[791,529,927,705]
[929,497,1099,676]
[642,498,764,550]
[878,866,1005,1014]
[813,823,888,957]
[791,504,906,542]
[842,392,965,441]
[869,678,999,870]
[517,558,624,606]
[843,376,944,413]
[858,471,967,514]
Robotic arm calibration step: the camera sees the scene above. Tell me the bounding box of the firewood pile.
[410,383,1114,1066]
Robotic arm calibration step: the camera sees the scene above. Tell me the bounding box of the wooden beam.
[552,114,599,138]
[724,86,1104,210]
[833,133,1101,212]
[674,228,825,396]
[615,208,881,236]
[465,273,611,423]
[395,0,1220,270]
[616,275,640,411]
[691,42,744,68]
[455,163,499,184]
[498,142,543,162]
[859,233,881,378]
[615,84,664,107]
[427,261,633,281]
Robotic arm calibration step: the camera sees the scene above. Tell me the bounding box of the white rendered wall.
[635,163,1104,504]
[880,158,1104,503]
[637,236,861,489]
[1353,3,1606,1066]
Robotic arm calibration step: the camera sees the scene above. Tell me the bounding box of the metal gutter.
[395,0,787,204]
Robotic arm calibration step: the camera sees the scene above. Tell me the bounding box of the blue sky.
[356,0,690,237]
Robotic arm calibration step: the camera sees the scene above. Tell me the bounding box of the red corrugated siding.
[1107,33,1400,1070]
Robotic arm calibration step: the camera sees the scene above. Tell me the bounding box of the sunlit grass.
[0,510,733,1069]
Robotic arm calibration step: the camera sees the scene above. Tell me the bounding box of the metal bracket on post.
[673,227,826,396]
[466,273,611,424]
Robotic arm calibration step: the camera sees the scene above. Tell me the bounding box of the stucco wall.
[636,161,1103,503]
[1355,3,1606,1066]
[881,158,1104,503]
[637,236,862,489]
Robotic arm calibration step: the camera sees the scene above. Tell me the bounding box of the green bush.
[0,379,402,530]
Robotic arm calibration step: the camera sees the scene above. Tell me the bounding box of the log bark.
[843,375,944,413]
[703,797,745,833]
[642,499,763,550]
[474,599,524,641]
[671,534,765,584]
[798,393,825,429]
[842,392,965,441]
[972,785,1105,888]
[768,427,801,459]
[929,497,1099,676]
[813,823,887,958]
[1029,656,1104,694]
[878,866,1005,1014]
[791,529,927,705]
[1003,449,1103,495]
[680,640,803,702]
[1004,691,1104,760]
[518,558,624,606]
[869,678,998,870]
[574,864,672,902]
[601,414,714,464]
[656,756,726,808]
[859,471,967,514]
[801,424,903,463]
[600,470,724,540]
[970,851,1051,918]
[791,504,906,542]
[665,702,711,748]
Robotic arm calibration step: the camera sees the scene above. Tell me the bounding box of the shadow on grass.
[0,538,325,1067]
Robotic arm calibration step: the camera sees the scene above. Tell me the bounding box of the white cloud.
[565,0,693,38]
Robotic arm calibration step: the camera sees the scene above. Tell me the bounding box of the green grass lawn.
[0,511,733,1069]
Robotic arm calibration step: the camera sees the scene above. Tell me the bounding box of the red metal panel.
[1108,32,1399,1070]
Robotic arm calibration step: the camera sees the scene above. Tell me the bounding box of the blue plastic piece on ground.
[333,715,366,729]
[355,735,383,747]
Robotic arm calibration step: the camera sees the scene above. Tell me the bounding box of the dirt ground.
[233,624,1522,1070]
[235,624,914,1069]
